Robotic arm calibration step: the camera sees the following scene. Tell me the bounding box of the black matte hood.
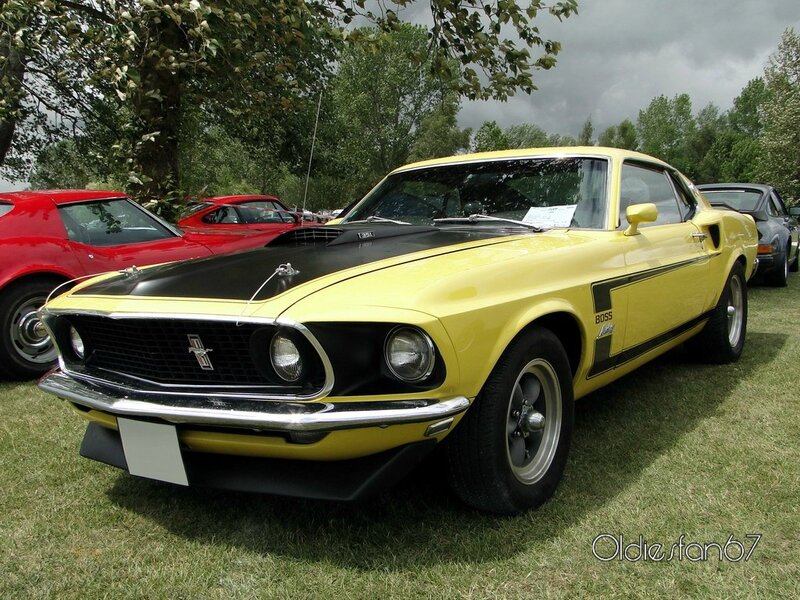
[75,224,513,301]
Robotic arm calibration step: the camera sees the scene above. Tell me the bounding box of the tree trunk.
[0,33,26,167]
[130,15,182,209]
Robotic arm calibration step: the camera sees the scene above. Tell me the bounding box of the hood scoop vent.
[269,227,344,246]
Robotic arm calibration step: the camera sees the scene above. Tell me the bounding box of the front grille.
[64,315,324,394]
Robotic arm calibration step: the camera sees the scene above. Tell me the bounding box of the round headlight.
[69,326,85,359]
[384,327,435,382]
[270,333,303,382]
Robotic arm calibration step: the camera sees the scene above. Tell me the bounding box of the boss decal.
[595,310,613,324]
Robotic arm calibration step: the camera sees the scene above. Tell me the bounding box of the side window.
[668,173,696,220]
[766,197,779,217]
[202,207,239,224]
[619,163,682,228]
[59,199,174,246]
[769,192,787,217]
[202,208,225,224]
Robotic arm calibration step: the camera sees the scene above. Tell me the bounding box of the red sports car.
[177,194,324,230]
[0,190,285,378]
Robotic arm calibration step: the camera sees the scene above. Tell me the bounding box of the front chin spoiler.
[80,422,436,501]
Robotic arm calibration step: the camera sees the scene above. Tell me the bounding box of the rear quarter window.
[0,202,12,218]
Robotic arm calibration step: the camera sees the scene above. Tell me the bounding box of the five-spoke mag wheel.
[446,326,574,515]
[506,359,562,485]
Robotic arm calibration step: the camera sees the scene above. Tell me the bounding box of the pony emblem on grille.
[187,334,214,370]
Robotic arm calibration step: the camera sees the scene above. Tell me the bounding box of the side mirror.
[789,207,800,218]
[624,203,658,236]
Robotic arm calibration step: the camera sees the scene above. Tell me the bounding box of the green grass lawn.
[1,277,798,599]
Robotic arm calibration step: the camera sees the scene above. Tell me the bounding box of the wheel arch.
[463,303,586,401]
[520,312,583,378]
[0,271,72,297]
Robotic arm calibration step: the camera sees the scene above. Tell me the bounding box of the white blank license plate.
[117,418,188,486]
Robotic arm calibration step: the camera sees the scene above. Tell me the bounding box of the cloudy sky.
[454,0,800,136]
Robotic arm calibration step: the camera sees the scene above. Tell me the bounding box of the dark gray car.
[697,183,799,286]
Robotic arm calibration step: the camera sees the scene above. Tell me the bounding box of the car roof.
[0,189,129,205]
[203,195,283,205]
[393,146,672,174]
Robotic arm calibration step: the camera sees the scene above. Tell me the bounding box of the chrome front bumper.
[39,370,470,433]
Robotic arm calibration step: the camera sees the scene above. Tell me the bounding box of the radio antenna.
[302,91,323,214]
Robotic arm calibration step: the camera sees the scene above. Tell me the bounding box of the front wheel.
[0,280,61,379]
[445,327,574,515]
[686,263,747,364]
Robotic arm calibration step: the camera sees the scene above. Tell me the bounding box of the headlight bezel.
[68,325,85,360]
[269,332,304,383]
[383,325,436,383]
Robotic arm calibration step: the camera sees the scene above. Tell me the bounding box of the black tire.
[686,263,747,364]
[765,250,789,287]
[445,326,574,515]
[0,279,61,379]
[789,244,799,273]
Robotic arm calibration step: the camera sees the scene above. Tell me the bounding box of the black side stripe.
[591,256,709,313]
[587,255,711,379]
[587,310,712,378]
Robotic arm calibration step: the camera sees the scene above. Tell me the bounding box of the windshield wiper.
[346,215,411,225]
[433,214,544,232]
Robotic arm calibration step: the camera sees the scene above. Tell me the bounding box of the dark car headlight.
[270,333,303,382]
[384,326,435,382]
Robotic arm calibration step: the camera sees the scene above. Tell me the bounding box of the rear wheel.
[686,263,747,364]
[445,327,574,515]
[766,250,789,287]
[0,279,61,379]
[789,243,798,273]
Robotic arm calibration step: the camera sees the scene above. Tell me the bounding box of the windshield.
[701,190,762,212]
[344,157,609,229]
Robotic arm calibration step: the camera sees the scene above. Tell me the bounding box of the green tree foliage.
[698,78,768,183]
[472,121,509,152]
[408,101,472,163]
[324,24,459,182]
[577,117,593,145]
[686,103,727,182]
[637,93,696,173]
[28,139,92,189]
[758,28,800,204]
[1,0,578,211]
[505,123,549,148]
[597,119,637,150]
[729,77,768,137]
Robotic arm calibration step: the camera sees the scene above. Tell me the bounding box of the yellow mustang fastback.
[38,147,758,514]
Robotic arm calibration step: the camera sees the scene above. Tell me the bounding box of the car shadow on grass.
[105,331,786,569]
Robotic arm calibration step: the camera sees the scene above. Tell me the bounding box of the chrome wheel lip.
[726,275,743,347]
[10,298,57,364]
[505,358,562,484]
